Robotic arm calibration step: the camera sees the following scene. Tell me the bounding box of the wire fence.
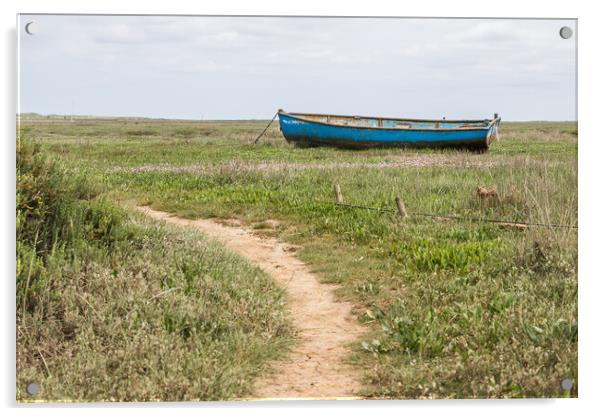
[315,185,578,230]
[129,117,577,231]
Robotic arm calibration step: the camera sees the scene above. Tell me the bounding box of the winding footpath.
[137,206,365,399]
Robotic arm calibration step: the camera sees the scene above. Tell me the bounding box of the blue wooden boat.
[277,110,501,151]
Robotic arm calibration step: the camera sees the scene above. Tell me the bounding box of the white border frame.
[3,1,599,415]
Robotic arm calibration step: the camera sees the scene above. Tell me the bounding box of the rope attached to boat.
[253,112,279,145]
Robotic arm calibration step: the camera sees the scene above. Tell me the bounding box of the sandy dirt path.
[136,206,366,399]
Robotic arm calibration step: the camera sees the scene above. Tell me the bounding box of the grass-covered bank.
[107,157,577,398]
[16,140,292,401]
[21,118,578,398]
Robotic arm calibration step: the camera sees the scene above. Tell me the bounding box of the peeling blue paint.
[278,111,500,150]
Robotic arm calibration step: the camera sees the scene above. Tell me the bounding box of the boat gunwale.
[279,110,499,132]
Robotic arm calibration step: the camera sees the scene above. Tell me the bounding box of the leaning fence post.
[334,184,343,204]
[395,197,408,219]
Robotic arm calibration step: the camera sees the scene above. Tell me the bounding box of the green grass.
[16,140,292,401]
[19,116,578,399]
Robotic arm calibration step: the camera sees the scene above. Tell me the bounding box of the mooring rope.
[253,112,279,145]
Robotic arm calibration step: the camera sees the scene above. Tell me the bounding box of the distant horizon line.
[16,112,577,123]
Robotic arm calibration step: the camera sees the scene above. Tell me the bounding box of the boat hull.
[277,112,499,150]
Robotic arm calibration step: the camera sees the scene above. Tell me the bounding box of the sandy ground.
[137,206,366,400]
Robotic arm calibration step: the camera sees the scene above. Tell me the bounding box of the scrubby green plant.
[16,139,291,401]
[20,118,577,399]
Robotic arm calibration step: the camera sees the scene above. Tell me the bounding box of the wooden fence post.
[334,184,343,204]
[395,197,408,220]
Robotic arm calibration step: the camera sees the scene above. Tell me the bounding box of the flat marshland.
[17,116,577,400]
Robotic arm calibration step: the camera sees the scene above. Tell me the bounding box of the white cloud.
[18,15,576,120]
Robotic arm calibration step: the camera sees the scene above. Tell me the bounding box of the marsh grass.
[20,117,577,399]
[16,140,292,401]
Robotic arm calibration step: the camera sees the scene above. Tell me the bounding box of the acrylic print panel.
[16,15,577,402]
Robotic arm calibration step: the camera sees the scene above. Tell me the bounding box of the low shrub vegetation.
[19,118,577,399]
[16,140,292,401]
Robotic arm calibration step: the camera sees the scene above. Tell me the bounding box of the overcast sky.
[18,15,576,121]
